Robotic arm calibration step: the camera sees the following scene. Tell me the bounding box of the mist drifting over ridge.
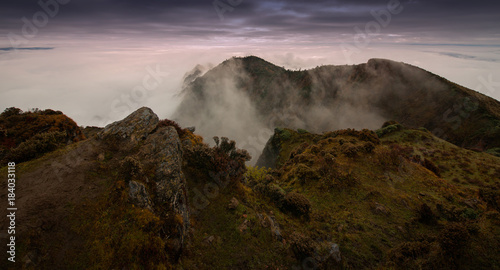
[172,55,500,163]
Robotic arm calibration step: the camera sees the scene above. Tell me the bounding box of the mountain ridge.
[174,56,500,160]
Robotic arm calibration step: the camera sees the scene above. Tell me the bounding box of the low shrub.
[438,222,470,259]
[479,187,500,211]
[0,107,85,154]
[362,141,376,153]
[341,143,361,158]
[281,192,311,217]
[5,131,67,163]
[245,166,271,188]
[119,157,144,183]
[332,171,358,189]
[157,119,186,138]
[382,120,399,128]
[184,136,251,187]
[417,203,437,225]
[461,208,478,220]
[387,240,432,266]
[289,163,320,185]
[275,128,292,140]
[377,144,412,167]
[331,128,380,144]
[423,158,441,177]
[266,184,286,206]
[376,124,403,138]
[485,147,500,157]
[289,232,316,260]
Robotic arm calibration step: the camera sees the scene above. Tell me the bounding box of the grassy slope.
[2,122,499,269]
[183,126,500,269]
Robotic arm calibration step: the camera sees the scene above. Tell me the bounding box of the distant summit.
[174,56,500,159]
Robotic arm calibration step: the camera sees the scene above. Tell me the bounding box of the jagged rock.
[267,212,282,241]
[140,126,184,204]
[128,181,153,210]
[138,125,190,249]
[228,197,239,210]
[97,107,159,144]
[256,128,286,168]
[98,107,190,254]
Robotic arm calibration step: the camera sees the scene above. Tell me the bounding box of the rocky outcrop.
[256,128,286,168]
[97,107,159,143]
[140,126,184,204]
[139,125,190,249]
[98,107,190,254]
[81,126,103,138]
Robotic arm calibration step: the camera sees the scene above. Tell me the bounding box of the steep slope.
[174,56,500,159]
[1,108,498,269]
[0,108,191,269]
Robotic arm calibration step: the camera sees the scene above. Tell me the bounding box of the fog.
[1,40,499,133]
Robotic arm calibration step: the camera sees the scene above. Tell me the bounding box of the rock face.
[140,126,185,204]
[98,107,189,253]
[139,125,190,248]
[97,107,159,143]
[129,181,153,210]
[256,128,285,168]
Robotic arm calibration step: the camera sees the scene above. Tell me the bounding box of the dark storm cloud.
[1,0,499,43]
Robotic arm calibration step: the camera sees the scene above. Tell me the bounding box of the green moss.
[275,127,292,140]
[485,147,500,157]
[376,124,403,138]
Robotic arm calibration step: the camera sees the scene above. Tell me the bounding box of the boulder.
[97,107,159,144]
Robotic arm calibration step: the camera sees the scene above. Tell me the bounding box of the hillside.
[0,107,86,164]
[174,56,500,160]
[1,107,499,269]
[253,124,500,268]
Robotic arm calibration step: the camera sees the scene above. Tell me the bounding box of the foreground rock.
[98,107,190,255]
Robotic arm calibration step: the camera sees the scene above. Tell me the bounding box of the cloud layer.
[0,0,499,127]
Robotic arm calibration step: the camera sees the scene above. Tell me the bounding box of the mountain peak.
[175,56,500,161]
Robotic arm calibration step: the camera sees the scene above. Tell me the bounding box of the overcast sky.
[1,0,499,126]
